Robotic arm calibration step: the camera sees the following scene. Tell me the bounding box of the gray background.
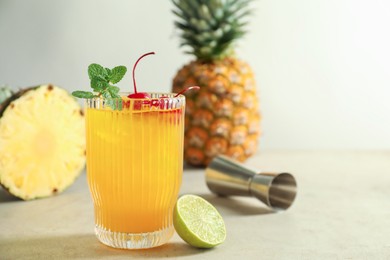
[1,0,389,150]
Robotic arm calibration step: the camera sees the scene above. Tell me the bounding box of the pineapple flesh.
[172,0,260,166]
[0,85,85,200]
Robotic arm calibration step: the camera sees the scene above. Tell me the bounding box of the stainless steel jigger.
[205,155,297,210]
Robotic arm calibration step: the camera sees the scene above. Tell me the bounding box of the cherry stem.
[132,52,155,94]
[174,86,200,97]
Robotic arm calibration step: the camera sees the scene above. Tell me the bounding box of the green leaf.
[102,90,122,111]
[72,91,95,99]
[91,77,108,92]
[75,62,124,109]
[0,86,13,104]
[101,90,111,99]
[105,67,112,76]
[107,85,120,97]
[88,64,107,80]
[109,66,127,84]
[109,99,123,110]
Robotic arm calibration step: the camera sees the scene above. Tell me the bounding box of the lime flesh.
[173,194,226,248]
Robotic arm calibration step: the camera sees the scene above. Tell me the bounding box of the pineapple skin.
[173,58,261,167]
[0,85,86,200]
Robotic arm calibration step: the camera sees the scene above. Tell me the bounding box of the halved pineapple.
[0,85,85,200]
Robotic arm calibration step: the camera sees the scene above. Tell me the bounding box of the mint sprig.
[71,91,95,99]
[72,63,127,110]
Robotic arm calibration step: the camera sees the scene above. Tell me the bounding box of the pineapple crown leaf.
[0,86,13,105]
[172,0,253,61]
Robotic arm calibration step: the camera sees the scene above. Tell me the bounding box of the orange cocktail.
[85,93,185,249]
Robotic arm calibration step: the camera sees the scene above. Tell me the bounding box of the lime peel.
[173,194,226,248]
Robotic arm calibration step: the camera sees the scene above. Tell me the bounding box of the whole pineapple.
[172,0,261,167]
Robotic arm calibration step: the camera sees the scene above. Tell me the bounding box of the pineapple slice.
[0,85,85,200]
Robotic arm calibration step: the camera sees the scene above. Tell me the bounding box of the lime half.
[173,194,226,248]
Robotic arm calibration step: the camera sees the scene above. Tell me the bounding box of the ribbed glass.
[85,93,185,249]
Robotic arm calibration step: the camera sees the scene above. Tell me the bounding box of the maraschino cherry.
[128,52,200,99]
[127,52,155,99]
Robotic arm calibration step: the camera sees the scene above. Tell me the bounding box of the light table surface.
[1,151,390,259]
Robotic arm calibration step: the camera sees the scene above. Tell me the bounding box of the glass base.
[95,225,174,249]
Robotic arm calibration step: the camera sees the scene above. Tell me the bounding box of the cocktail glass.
[85,93,185,249]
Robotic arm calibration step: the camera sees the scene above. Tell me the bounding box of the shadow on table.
[0,234,209,259]
[196,193,275,216]
[0,187,20,203]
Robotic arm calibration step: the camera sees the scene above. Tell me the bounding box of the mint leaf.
[105,67,112,77]
[106,99,123,110]
[74,62,127,111]
[91,77,108,92]
[110,66,127,84]
[107,85,120,97]
[102,91,111,99]
[88,64,107,80]
[72,91,95,99]
[102,91,122,110]
[106,98,122,111]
